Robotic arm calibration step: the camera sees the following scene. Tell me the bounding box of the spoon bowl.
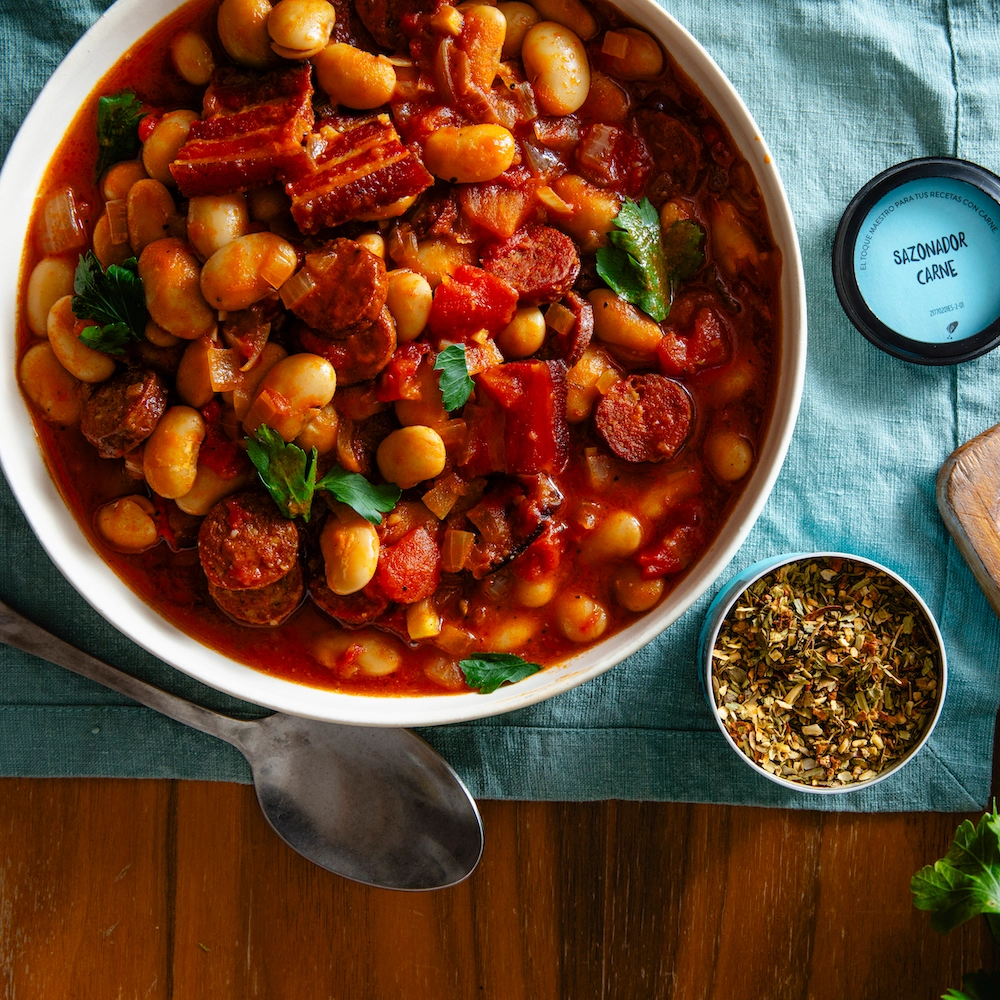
[0,598,483,890]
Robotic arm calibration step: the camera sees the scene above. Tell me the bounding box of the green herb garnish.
[247,425,400,524]
[72,252,147,356]
[433,343,474,411]
[458,653,541,694]
[911,802,1000,936]
[943,972,1000,1000]
[595,197,703,321]
[911,804,1000,999]
[95,89,145,179]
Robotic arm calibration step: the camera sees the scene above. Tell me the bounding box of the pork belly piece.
[171,65,314,197]
[286,115,434,234]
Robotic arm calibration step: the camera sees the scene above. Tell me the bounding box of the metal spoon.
[0,599,483,891]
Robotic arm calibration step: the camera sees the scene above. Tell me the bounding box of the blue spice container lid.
[833,157,1000,364]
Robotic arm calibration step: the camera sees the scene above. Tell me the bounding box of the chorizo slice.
[300,307,397,385]
[282,238,388,338]
[481,225,580,306]
[594,374,692,463]
[80,368,168,459]
[199,491,300,591]
[547,291,593,365]
[208,563,304,627]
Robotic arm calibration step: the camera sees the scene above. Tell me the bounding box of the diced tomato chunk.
[461,360,569,476]
[658,308,731,376]
[635,502,706,578]
[513,521,567,581]
[198,401,247,479]
[376,342,432,402]
[427,265,518,343]
[373,527,441,604]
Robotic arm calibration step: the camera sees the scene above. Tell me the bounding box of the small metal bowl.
[697,552,947,794]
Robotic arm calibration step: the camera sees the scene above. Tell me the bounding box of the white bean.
[376,425,447,490]
[218,0,276,68]
[599,27,663,80]
[142,110,199,187]
[139,238,217,341]
[200,232,297,311]
[175,464,250,516]
[522,22,590,116]
[385,269,432,342]
[314,629,402,677]
[582,510,644,562]
[94,495,159,554]
[170,30,215,85]
[423,125,516,184]
[496,306,546,358]
[320,508,380,595]
[243,353,337,441]
[313,42,396,108]
[187,193,250,260]
[498,1,539,59]
[25,256,75,337]
[143,406,206,499]
[47,295,116,384]
[554,591,608,643]
[532,0,597,38]
[268,0,335,58]
[19,342,81,426]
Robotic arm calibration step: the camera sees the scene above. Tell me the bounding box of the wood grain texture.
[938,422,1000,617]
[0,776,995,999]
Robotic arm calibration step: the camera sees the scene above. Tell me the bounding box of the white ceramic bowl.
[0,0,807,726]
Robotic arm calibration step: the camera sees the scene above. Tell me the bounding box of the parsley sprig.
[596,197,704,321]
[911,802,1000,999]
[247,425,400,524]
[72,252,147,356]
[434,344,474,411]
[459,653,541,694]
[95,89,145,179]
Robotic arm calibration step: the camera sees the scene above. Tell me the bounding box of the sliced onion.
[521,137,562,178]
[278,268,316,310]
[105,199,129,245]
[37,185,89,254]
[601,31,631,59]
[441,529,475,573]
[208,348,244,392]
[576,123,616,174]
[545,302,575,337]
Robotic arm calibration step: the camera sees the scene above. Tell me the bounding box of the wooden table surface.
[1,727,996,999]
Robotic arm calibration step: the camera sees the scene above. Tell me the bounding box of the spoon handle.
[0,599,248,744]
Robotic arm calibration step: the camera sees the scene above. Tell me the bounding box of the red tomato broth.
[16,0,781,696]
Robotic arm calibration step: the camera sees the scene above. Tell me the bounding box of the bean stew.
[16,0,782,695]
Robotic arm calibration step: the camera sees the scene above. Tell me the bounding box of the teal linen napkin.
[2,0,998,809]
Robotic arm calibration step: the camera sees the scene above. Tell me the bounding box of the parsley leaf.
[78,322,135,357]
[943,971,1000,1000]
[595,197,704,321]
[95,89,145,179]
[316,465,401,525]
[72,252,147,354]
[247,425,318,520]
[247,426,400,524]
[433,344,474,411]
[459,653,541,694]
[911,802,1000,935]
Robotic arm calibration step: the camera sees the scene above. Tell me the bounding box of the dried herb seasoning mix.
[710,557,941,787]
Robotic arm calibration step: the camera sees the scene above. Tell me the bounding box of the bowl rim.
[0,0,807,727]
[698,551,948,794]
